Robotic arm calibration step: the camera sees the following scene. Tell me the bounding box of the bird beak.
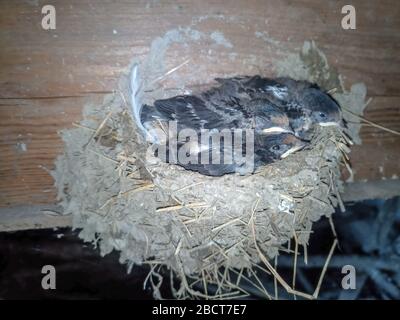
[319,122,340,127]
[262,127,292,134]
[280,140,306,159]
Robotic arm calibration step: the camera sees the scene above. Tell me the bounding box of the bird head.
[256,133,306,161]
[301,88,343,127]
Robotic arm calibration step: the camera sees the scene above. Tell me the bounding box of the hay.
[52,31,367,299]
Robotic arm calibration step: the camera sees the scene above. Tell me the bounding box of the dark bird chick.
[212,76,343,139]
[140,95,294,138]
[175,131,306,176]
[254,132,306,167]
[129,64,305,176]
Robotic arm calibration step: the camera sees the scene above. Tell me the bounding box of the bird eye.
[271,145,280,151]
[319,112,326,118]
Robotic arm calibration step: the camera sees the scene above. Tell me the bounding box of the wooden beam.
[0,204,71,232]
[341,180,400,203]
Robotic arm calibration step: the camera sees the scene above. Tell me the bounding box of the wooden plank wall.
[1,0,399,208]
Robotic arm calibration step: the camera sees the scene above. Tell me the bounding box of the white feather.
[129,64,159,143]
[129,63,146,133]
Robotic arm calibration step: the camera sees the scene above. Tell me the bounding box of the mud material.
[53,30,366,299]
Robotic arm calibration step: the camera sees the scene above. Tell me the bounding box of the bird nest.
[54,82,349,299]
[53,36,365,299]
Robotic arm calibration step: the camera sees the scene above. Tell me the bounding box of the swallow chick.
[137,96,300,176]
[265,78,343,138]
[254,133,306,167]
[212,76,343,139]
[129,64,305,176]
[138,90,294,143]
[176,131,306,176]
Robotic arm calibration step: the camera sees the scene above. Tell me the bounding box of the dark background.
[1,198,399,300]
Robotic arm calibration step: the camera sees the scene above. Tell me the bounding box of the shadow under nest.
[1,197,399,299]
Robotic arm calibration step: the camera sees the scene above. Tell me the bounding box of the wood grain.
[0,0,399,208]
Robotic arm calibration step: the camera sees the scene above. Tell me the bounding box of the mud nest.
[53,36,365,299]
[54,90,351,299]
